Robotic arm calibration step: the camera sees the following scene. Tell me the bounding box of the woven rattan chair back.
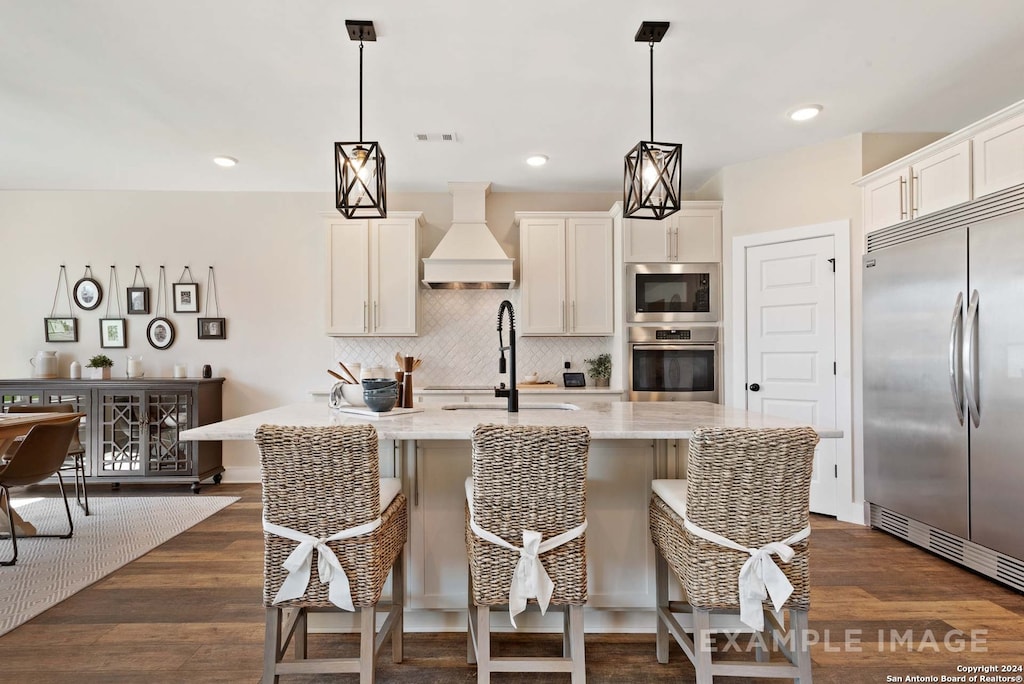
[257,423,388,608]
[681,426,819,610]
[468,423,591,606]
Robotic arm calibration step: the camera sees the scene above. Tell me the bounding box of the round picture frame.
[146,317,176,350]
[73,277,103,311]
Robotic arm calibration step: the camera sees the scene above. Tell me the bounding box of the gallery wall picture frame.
[173,265,199,313]
[198,317,226,340]
[173,283,198,313]
[127,266,150,314]
[45,317,79,343]
[147,317,175,350]
[99,318,127,349]
[73,265,103,310]
[127,287,150,314]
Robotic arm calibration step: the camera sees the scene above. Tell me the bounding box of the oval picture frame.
[73,277,103,310]
[146,317,176,350]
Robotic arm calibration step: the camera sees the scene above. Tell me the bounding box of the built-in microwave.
[626,263,719,323]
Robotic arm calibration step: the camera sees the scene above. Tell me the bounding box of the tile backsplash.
[332,290,611,387]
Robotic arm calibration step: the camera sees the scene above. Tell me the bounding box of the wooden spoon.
[328,369,349,383]
[337,361,358,384]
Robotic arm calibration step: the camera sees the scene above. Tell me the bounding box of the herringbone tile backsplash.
[332,290,611,387]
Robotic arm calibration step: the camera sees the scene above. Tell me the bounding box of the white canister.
[69,360,82,379]
[173,363,188,378]
[127,356,144,378]
[30,351,58,378]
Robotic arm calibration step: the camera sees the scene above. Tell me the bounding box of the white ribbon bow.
[467,486,586,628]
[263,517,382,611]
[684,517,809,631]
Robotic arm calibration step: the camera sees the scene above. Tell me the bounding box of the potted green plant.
[87,354,114,380]
[584,353,612,388]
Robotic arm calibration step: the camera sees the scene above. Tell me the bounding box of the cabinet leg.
[111,482,120,491]
[213,473,223,484]
[191,481,201,494]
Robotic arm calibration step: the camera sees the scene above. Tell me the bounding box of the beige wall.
[861,132,947,175]
[0,188,617,478]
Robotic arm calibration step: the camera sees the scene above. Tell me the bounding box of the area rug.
[0,495,238,637]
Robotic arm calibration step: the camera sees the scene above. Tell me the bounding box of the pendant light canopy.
[623,21,682,221]
[335,19,387,219]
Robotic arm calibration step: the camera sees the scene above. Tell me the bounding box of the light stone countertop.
[181,401,842,442]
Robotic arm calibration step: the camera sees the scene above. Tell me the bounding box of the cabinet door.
[973,112,1024,198]
[674,208,721,262]
[623,218,671,262]
[912,140,972,218]
[520,218,567,335]
[96,390,145,477]
[863,167,910,233]
[371,217,418,335]
[566,217,613,335]
[144,389,194,476]
[326,220,370,335]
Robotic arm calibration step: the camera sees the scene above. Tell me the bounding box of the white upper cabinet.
[518,213,613,336]
[325,212,421,336]
[859,99,1024,231]
[973,111,1024,198]
[623,202,722,263]
[912,140,972,217]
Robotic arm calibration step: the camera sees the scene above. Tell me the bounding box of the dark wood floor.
[0,482,1021,683]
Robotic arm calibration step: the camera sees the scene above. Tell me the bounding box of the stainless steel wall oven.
[626,263,720,323]
[628,326,719,402]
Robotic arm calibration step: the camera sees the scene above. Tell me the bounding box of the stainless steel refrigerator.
[864,185,1024,588]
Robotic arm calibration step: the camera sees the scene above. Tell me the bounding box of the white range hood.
[422,182,515,289]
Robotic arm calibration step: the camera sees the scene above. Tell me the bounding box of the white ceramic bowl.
[341,383,366,406]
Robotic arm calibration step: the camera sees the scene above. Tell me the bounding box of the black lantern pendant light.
[335,20,387,219]
[623,21,682,220]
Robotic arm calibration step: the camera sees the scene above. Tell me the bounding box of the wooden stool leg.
[392,548,404,664]
[655,553,669,664]
[295,608,307,660]
[360,604,376,684]
[792,609,813,684]
[263,607,281,684]
[476,605,490,684]
[694,608,713,684]
[563,605,571,657]
[467,571,477,664]
[569,604,586,683]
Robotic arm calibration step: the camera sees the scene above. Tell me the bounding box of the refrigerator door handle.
[948,292,965,426]
[964,289,981,427]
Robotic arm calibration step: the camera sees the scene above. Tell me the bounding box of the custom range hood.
[422,182,515,289]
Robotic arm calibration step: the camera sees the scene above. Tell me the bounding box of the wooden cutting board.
[517,382,559,389]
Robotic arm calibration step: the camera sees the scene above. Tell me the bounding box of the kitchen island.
[182,401,840,632]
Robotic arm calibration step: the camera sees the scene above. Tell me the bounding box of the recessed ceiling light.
[789,105,823,122]
[213,156,238,167]
[526,155,549,167]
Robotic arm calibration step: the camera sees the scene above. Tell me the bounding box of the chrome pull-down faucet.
[494,299,519,412]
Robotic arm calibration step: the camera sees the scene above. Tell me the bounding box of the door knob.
[749,383,760,392]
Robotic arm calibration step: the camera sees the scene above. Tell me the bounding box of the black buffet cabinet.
[0,378,224,492]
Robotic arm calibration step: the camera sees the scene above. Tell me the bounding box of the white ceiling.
[2,0,1024,194]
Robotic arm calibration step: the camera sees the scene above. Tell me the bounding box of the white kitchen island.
[182,401,840,633]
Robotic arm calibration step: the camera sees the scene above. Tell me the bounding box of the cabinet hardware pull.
[912,175,919,217]
[899,176,907,219]
[561,300,566,331]
[363,301,368,332]
[572,300,577,331]
[665,226,672,260]
[374,301,379,328]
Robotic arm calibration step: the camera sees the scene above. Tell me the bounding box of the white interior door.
[745,235,838,515]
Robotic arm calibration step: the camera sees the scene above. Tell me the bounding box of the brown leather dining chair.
[0,416,80,566]
[6,403,89,515]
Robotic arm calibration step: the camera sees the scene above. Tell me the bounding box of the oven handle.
[630,344,718,352]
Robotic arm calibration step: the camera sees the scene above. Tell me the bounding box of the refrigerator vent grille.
[866,183,1024,252]
[869,505,1024,593]
[928,529,965,562]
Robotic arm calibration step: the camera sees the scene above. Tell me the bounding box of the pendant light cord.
[358,39,364,143]
[649,41,655,141]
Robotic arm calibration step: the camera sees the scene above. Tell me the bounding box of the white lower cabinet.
[405,438,660,613]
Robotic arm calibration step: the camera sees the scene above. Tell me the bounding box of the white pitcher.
[30,350,58,378]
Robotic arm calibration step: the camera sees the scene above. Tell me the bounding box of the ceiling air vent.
[413,132,459,142]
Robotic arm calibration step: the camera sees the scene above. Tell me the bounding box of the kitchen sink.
[442,402,579,411]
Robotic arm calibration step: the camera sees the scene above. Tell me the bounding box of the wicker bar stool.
[649,426,820,684]
[465,423,591,684]
[257,424,407,684]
